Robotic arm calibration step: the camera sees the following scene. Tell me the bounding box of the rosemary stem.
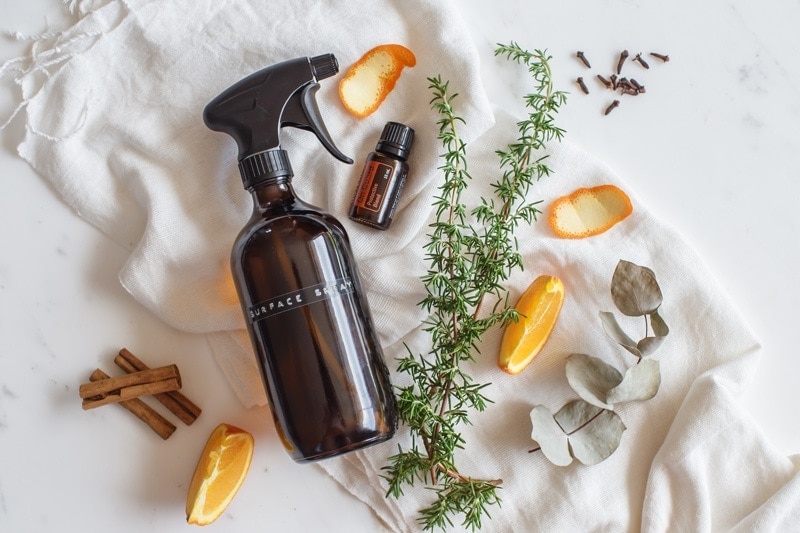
[437,463,503,486]
[429,105,465,476]
[385,46,566,530]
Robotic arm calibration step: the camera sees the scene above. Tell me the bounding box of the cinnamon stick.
[115,348,202,425]
[79,364,181,402]
[87,369,176,440]
[81,377,181,409]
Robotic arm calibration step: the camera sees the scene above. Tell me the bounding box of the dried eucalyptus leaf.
[611,260,663,317]
[599,311,641,357]
[637,336,665,357]
[565,353,623,409]
[554,399,626,465]
[606,359,661,405]
[553,399,602,432]
[650,307,669,336]
[636,308,670,357]
[569,409,627,465]
[530,405,573,466]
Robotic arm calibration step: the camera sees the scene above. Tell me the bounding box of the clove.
[575,48,667,116]
[596,74,612,89]
[616,50,629,75]
[633,53,650,69]
[649,52,670,62]
[576,51,591,68]
[604,99,620,115]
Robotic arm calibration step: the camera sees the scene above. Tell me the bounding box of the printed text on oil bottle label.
[354,161,392,213]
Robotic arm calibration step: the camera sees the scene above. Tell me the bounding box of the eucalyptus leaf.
[530,405,573,466]
[606,359,661,405]
[553,398,602,431]
[636,336,664,358]
[650,307,670,337]
[637,307,670,357]
[554,399,626,465]
[599,311,641,357]
[611,260,663,317]
[565,353,622,409]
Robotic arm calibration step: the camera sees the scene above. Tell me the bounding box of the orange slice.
[186,423,254,526]
[499,275,565,374]
[548,184,633,239]
[339,44,416,118]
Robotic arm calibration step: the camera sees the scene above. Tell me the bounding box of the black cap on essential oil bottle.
[375,122,414,160]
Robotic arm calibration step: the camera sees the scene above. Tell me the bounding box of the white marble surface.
[1,0,799,531]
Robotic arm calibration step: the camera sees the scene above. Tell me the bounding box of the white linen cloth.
[319,115,800,531]
[3,0,799,531]
[2,0,494,407]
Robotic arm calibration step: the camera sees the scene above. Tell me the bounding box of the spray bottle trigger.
[281,83,353,165]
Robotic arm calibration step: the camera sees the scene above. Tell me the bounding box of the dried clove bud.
[576,51,591,68]
[630,78,646,93]
[576,77,589,94]
[633,53,650,69]
[616,50,629,75]
[596,74,613,89]
[604,99,620,115]
[649,52,670,62]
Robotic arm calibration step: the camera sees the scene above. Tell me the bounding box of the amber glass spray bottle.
[204,54,397,462]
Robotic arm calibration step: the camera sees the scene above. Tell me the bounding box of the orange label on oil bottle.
[354,161,392,213]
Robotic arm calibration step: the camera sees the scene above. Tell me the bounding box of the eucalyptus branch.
[382,45,565,531]
[530,261,669,466]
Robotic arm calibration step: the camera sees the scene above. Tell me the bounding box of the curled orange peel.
[339,44,416,118]
[548,184,633,239]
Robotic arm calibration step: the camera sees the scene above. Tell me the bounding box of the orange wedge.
[498,275,565,374]
[548,184,633,239]
[339,44,416,118]
[186,423,254,526]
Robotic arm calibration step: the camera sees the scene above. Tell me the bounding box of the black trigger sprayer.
[204,54,353,188]
[203,54,397,463]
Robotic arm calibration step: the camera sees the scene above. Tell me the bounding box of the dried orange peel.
[186,423,254,526]
[548,184,633,239]
[339,44,416,118]
[499,275,565,375]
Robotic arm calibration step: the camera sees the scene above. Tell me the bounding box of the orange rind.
[548,184,633,239]
[499,275,565,375]
[186,423,254,526]
[339,44,416,118]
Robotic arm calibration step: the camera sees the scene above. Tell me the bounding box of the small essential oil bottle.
[349,121,414,230]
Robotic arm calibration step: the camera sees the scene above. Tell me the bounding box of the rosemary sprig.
[382,43,566,531]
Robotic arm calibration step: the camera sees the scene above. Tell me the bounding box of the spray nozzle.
[204,54,353,188]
